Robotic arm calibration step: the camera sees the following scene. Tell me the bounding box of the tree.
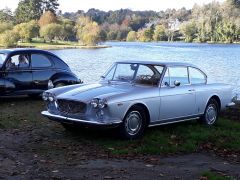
[14,21,39,42]
[0,30,20,47]
[38,11,58,27]
[0,22,13,34]
[0,8,14,23]
[41,0,59,14]
[40,23,63,42]
[126,31,137,41]
[76,21,101,45]
[138,27,153,42]
[15,0,42,23]
[180,21,197,42]
[153,25,167,41]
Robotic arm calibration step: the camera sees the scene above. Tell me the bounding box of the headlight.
[91,98,107,109]
[42,92,56,102]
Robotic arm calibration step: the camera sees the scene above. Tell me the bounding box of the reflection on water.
[50,42,240,93]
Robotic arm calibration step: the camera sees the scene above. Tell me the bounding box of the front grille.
[57,99,87,114]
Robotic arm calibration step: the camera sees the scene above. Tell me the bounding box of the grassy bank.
[0,97,240,158]
[0,39,111,50]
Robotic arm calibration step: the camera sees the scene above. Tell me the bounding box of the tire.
[200,99,219,126]
[55,82,66,88]
[118,105,147,140]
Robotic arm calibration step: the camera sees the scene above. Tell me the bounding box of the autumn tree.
[0,30,20,47]
[38,11,58,27]
[126,31,137,41]
[0,22,13,34]
[40,23,63,42]
[153,25,167,41]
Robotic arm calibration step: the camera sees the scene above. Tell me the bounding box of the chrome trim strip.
[149,117,200,127]
[41,111,122,125]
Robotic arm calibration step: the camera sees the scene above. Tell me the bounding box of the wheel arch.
[50,72,80,86]
[208,95,221,111]
[125,103,151,126]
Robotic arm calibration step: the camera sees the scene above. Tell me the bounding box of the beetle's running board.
[149,116,200,127]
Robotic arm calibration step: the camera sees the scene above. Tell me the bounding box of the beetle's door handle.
[188,89,195,92]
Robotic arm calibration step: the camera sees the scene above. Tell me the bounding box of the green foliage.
[138,27,153,42]
[153,25,167,41]
[14,20,39,42]
[180,21,197,42]
[0,22,13,34]
[0,8,14,23]
[126,31,137,41]
[0,30,20,47]
[201,171,233,180]
[40,23,63,42]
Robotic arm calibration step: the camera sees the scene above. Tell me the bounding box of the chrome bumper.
[41,111,122,126]
[226,102,236,107]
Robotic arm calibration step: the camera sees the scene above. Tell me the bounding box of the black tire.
[199,99,219,126]
[118,105,147,140]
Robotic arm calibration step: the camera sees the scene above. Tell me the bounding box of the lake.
[51,42,240,94]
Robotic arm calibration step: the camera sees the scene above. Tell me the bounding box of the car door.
[3,53,32,94]
[31,53,55,91]
[159,66,196,121]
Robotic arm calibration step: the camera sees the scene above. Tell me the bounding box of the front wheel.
[200,99,219,125]
[118,106,147,140]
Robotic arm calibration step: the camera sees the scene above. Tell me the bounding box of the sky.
[0,0,226,12]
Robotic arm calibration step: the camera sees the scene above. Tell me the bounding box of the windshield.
[0,54,7,68]
[104,63,164,86]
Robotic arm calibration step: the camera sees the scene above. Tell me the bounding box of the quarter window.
[169,67,189,86]
[189,67,206,84]
[31,54,52,68]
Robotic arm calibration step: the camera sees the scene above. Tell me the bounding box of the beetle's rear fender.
[51,72,81,86]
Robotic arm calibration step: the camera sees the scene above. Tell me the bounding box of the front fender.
[51,72,81,86]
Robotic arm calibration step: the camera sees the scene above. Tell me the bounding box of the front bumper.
[226,102,236,107]
[41,111,122,127]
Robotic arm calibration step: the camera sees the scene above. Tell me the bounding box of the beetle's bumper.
[41,111,122,127]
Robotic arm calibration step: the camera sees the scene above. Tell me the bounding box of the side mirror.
[174,80,181,87]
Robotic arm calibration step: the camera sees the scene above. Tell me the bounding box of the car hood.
[57,83,134,102]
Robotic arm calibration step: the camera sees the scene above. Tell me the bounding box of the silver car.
[41,61,236,139]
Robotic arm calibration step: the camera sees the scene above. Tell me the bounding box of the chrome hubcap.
[125,111,142,136]
[206,104,217,125]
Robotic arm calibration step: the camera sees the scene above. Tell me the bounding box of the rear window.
[31,54,52,68]
[0,53,6,67]
[49,55,69,69]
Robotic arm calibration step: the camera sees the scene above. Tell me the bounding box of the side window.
[135,65,157,86]
[169,67,189,86]
[6,54,30,70]
[161,68,170,86]
[31,54,52,68]
[189,67,206,84]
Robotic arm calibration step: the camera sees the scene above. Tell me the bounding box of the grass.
[0,97,240,156]
[16,38,111,50]
[201,171,234,180]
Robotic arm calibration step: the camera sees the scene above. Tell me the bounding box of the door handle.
[188,89,195,92]
[34,81,40,84]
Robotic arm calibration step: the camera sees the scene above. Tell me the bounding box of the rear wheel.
[118,106,147,139]
[200,99,219,125]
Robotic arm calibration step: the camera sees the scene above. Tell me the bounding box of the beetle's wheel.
[118,105,147,139]
[200,99,219,125]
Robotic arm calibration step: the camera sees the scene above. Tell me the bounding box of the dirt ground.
[0,97,240,179]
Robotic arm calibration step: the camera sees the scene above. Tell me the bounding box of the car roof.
[0,48,58,57]
[116,60,199,68]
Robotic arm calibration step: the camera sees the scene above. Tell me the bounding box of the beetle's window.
[0,54,6,68]
[6,54,30,70]
[135,65,160,86]
[113,63,137,81]
[169,67,189,86]
[189,67,206,84]
[31,54,52,68]
[50,55,69,69]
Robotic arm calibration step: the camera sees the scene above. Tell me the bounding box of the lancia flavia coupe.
[41,61,235,139]
[0,49,80,97]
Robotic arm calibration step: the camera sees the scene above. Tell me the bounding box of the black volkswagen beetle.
[0,49,80,97]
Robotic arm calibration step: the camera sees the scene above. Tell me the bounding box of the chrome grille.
[57,99,87,114]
